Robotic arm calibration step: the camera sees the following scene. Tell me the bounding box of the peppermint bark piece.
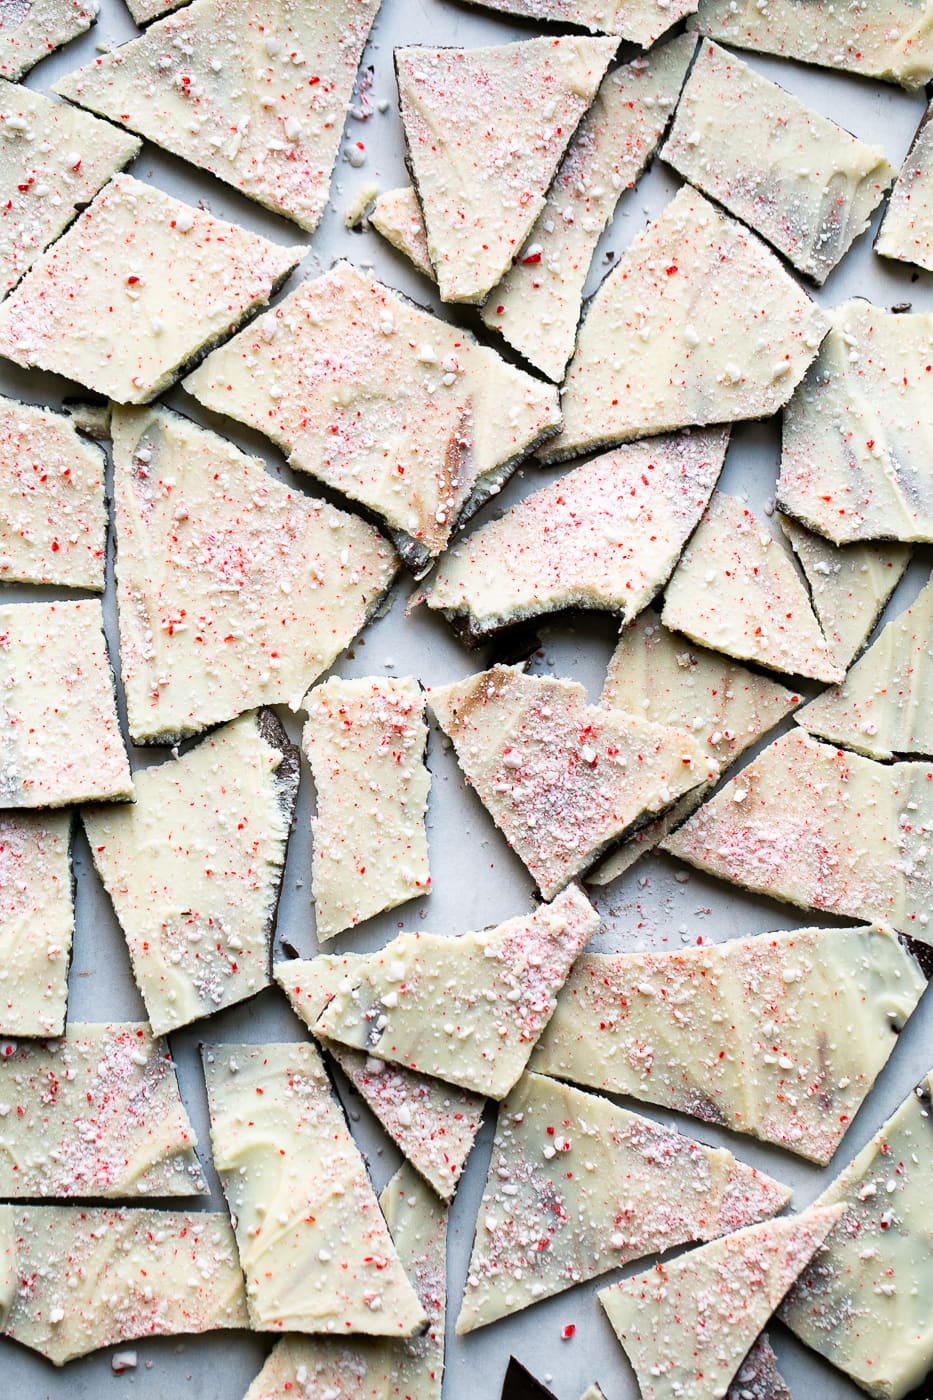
[395,37,616,305]
[203,1040,426,1337]
[370,186,434,278]
[429,666,717,898]
[304,676,430,941]
[83,711,298,1035]
[530,925,927,1164]
[877,102,933,270]
[243,1161,447,1400]
[481,38,697,381]
[314,887,599,1100]
[0,0,97,81]
[662,730,933,940]
[0,174,303,404]
[778,303,933,544]
[277,954,484,1200]
[457,1071,791,1332]
[0,1205,247,1364]
[0,82,139,299]
[0,598,131,809]
[184,262,560,573]
[661,42,893,284]
[662,493,843,683]
[690,0,933,90]
[726,1338,792,1400]
[798,576,933,759]
[540,187,827,462]
[0,393,106,590]
[111,404,397,744]
[0,812,73,1037]
[0,1023,206,1198]
[781,1073,933,1399]
[589,612,801,884]
[55,0,382,232]
[420,429,729,644]
[599,1203,845,1400]
[778,513,911,673]
[461,0,697,44]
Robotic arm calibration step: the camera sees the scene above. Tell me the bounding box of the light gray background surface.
[2,0,931,1395]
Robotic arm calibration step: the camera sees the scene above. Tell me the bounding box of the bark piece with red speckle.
[203,1040,427,1337]
[877,100,933,270]
[429,665,718,898]
[778,513,911,674]
[599,1203,844,1400]
[0,1023,207,1198]
[781,1072,933,1399]
[312,886,599,1100]
[0,1204,247,1364]
[0,0,98,82]
[0,597,132,809]
[460,0,695,50]
[530,924,926,1164]
[243,1161,447,1400]
[54,0,382,232]
[457,1070,791,1332]
[396,36,616,305]
[83,710,298,1036]
[0,811,73,1038]
[303,676,431,942]
[278,953,484,1202]
[662,491,844,684]
[0,174,303,405]
[663,728,933,941]
[778,303,933,545]
[661,42,894,284]
[538,186,827,463]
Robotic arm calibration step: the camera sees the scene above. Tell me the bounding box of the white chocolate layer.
[481,39,696,380]
[799,576,933,759]
[530,925,926,1164]
[83,711,297,1035]
[781,1073,933,1399]
[0,598,132,809]
[599,1203,845,1400]
[421,430,729,640]
[690,0,933,90]
[877,102,933,270]
[0,812,73,1038]
[0,81,138,298]
[396,37,615,305]
[589,612,800,884]
[315,886,599,1100]
[0,0,97,82]
[304,676,430,941]
[0,393,106,589]
[541,186,827,462]
[244,1162,447,1400]
[184,261,559,569]
[460,0,697,49]
[0,1023,206,1197]
[662,42,894,283]
[277,954,484,1200]
[778,512,911,673]
[662,492,843,683]
[203,1040,426,1337]
[779,303,933,544]
[111,404,396,744]
[0,1204,247,1364]
[370,186,434,277]
[429,666,718,899]
[663,729,933,941]
[55,0,381,232]
[0,173,303,404]
[456,1071,791,1333]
